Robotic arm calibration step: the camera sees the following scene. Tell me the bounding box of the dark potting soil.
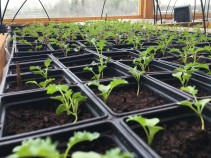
[11,67,54,74]
[163,82,209,97]
[5,77,66,93]
[151,118,211,158]
[106,87,169,113]
[4,103,92,136]
[112,55,135,60]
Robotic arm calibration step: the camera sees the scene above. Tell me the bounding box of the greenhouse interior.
[0,0,211,157]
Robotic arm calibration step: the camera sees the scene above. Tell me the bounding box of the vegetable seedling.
[172,62,209,88]
[129,66,145,95]
[88,78,128,103]
[26,59,55,88]
[7,137,60,158]
[127,115,163,146]
[46,84,87,123]
[179,86,211,130]
[8,131,100,158]
[133,46,155,72]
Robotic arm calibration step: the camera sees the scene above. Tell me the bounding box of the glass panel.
[2,0,139,19]
[158,0,209,14]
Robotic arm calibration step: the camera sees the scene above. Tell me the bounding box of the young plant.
[169,47,190,65]
[133,46,155,72]
[127,115,164,146]
[126,35,144,49]
[83,38,111,80]
[129,66,145,95]
[46,84,87,123]
[83,57,111,80]
[157,34,175,57]
[88,78,128,103]
[7,137,60,158]
[26,59,55,88]
[49,38,71,57]
[8,131,100,158]
[63,131,100,158]
[172,62,209,88]
[72,148,134,158]
[178,86,211,130]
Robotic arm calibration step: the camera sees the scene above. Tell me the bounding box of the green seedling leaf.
[8,138,60,158]
[63,131,100,158]
[46,84,87,123]
[88,78,128,103]
[179,86,211,130]
[127,115,163,145]
[129,66,145,95]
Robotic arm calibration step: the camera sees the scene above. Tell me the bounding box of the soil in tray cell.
[3,102,92,136]
[5,77,66,93]
[106,87,169,113]
[150,118,211,158]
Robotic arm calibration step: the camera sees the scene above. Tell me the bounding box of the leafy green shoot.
[26,59,55,88]
[26,78,55,88]
[129,66,145,95]
[29,58,52,79]
[63,131,100,158]
[7,137,60,158]
[83,57,111,80]
[172,62,210,88]
[8,131,100,158]
[179,86,211,130]
[127,116,163,146]
[72,148,135,158]
[133,46,155,72]
[46,84,87,123]
[88,78,128,103]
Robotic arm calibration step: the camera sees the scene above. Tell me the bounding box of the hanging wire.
[201,0,207,33]
[171,0,178,19]
[157,0,163,24]
[101,0,107,20]
[39,0,50,21]
[11,0,27,23]
[12,0,50,23]
[165,0,172,19]
[1,0,10,24]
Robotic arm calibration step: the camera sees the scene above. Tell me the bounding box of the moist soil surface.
[161,81,209,97]
[150,118,211,158]
[5,77,66,93]
[105,87,170,113]
[4,103,92,136]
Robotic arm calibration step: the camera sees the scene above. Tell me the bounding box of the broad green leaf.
[65,131,100,156]
[56,104,67,115]
[110,78,128,89]
[181,86,198,96]
[198,99,211,112]
[8,138,60,158]
[84,66,93,72]
[51,96,65,103]
[98,85,110,94]
[44,59,52,68]
[148,126,164,145]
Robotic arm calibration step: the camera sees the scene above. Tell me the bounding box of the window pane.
[3,0,139,19]
[158,0,208,14]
